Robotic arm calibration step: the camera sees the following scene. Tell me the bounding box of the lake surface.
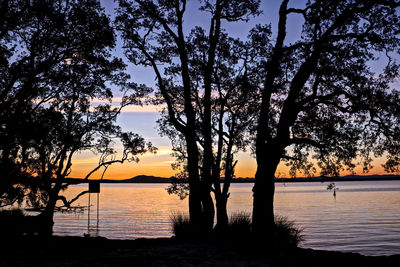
[52,181,400,256]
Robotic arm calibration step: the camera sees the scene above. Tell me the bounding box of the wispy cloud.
[89,96,165,113]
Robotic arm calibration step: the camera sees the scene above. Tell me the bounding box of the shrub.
[229,211,252,227]
[170,211,304,248]
[0,209,25,237]
[274,215,304,248]
[227,211,252,238]
[170,212,192,239]
[226,212,304,248]
[0,208,24,218]
[0,209,51,237]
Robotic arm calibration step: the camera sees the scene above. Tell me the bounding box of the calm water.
[52,181,400,256]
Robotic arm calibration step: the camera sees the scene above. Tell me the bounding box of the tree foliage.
[0,0,153,224]
[250,0,400,235]
[117,0,260,230]
[158,31,260,228]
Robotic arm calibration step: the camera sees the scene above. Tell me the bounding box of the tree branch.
[64,190,90,207]
[134,0,179,43]
[136,42,187,134]
[289,137,324,148]
[286,7,310,19]
[84,159,124,180]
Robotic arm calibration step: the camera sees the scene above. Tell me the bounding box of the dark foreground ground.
[0,236,399,267]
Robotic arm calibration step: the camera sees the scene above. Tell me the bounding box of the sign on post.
[88,180,100,193]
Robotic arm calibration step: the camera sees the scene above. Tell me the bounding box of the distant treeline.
[64,174,400,184]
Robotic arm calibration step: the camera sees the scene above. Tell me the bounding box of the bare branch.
[84,159,124,180]
[64,190,90,207]
[286,7,310,19]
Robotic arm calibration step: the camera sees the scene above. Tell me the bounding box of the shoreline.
[64,175,400,184]
[1,236,399,266]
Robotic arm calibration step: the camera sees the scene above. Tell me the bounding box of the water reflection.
[86,192,100,237]
[54,181,400,256]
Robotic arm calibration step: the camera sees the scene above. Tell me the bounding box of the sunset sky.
[68,0,394,180]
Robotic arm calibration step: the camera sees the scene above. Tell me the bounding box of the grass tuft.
[170,212,192,239]
[227,211,252,238]
[274,215,304,248]
[170,211,304,249]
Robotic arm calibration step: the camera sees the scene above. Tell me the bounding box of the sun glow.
[68,145,390,180]
[69,146,176,179]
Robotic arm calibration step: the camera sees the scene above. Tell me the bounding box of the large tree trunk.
[178,28,215,232]
[252,149,281,237]
[201,182,215,231]
[185,135,211,232]
[215,194,228,231]
[214,141,234,231]
[212,172,228,231]
[187,181,214,234]
[39,195,57,236]
[40,182,62,236]
[188,181,214,234]
[251,1,289,238]
[188,181,203,227]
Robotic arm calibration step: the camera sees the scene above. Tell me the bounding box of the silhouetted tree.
[116,0,260,232]
[159,32,258,230]
[209,37,257,230]
[0,0,39,207]
[251,0,400,237]
[34,67,154,230]
[0,1,153,231]
[0,0,115,206]
[380,96,400,173]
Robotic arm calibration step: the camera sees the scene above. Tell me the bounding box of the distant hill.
[64,175,172,184]
[122,175,172,183]
[276,174,400,183]
[64,174,400,184]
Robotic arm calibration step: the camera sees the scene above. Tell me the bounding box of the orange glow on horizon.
[68,148,390,180]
